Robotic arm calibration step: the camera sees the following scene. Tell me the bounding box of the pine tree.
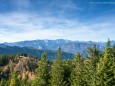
[9,71,19,86]
[32,52,49,86]
[87,44,99,57]
[62,60,72,86]
[87,44,100,66]
[96,39,115,86]
[50,47,65,86]
[112,43,115,85]
[70,52,85,86]
[84,58,97,86]
[84,44,100,86]
[0,79,4,86]
[0,79,9,86]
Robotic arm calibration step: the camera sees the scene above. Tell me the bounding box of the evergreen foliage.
[50,47,65,86]
[32,52,49,86]
[96,39,115,86]
[0,40,115,86]
[70,53,85,86]
[84,58,96,86]
[9,71,19,86]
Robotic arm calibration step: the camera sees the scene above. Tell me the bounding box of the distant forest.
[0,39,115,86]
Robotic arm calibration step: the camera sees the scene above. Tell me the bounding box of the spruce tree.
[87,44,99,58]
[62,60,72,86]
[112,43,115,85]
[50,47,65,86]
[9,71,19,86]
[87,44,100,66]
[84,58,97,86]
[32,52,49,86]
[84,44,100,86]
[70,52,85,86]
[0,79,4,86]
[0,79,9,86]
[97,39,115,86]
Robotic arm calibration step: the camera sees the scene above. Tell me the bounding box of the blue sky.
[0,0,115,43]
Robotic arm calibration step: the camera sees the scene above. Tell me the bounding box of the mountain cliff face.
[1,56,38,80]
[2,39,108,54]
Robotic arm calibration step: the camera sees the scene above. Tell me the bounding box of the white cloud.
[0,12,115,43]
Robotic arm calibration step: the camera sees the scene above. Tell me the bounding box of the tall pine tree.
[84,58,97,86]
[70,52,85,86]
[97,39,115,86]
[62,60,72,86]
[87,44,100,67]
[9,71,19,86]
[50,47,65,86]
[32,52,49,86]
[84,44,100,86]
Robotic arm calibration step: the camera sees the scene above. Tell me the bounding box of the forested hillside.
[0,40,115,86]
[0,45,74,60]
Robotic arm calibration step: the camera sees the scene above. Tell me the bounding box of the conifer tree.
[85,44,100,86]
[19,79,31,86]
[0,79,9,86]
[9,71,19,86]
[112,43,115,85]
[70,52,85,86]
[84,58,97,86]
[32,52,49,86]
[62,60,72,86]
[0,79,4,86]
[50,47,65,86]
[87,44,99,57]
[87,44,100,66]
[97,39,115,86]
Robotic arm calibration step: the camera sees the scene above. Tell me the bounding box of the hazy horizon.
[0,38,111,44]
[0,0,115,42]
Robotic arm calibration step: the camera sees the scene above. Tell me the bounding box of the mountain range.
[0,44,73,60]
[0,39,115,59]
[2,39,107,53]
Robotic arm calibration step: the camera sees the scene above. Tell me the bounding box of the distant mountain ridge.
[0,44,74,60]
[2,39,115,55]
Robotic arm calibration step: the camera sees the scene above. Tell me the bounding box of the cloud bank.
[0,0,115,42]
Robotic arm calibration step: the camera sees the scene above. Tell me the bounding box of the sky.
[0,0,115,43]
